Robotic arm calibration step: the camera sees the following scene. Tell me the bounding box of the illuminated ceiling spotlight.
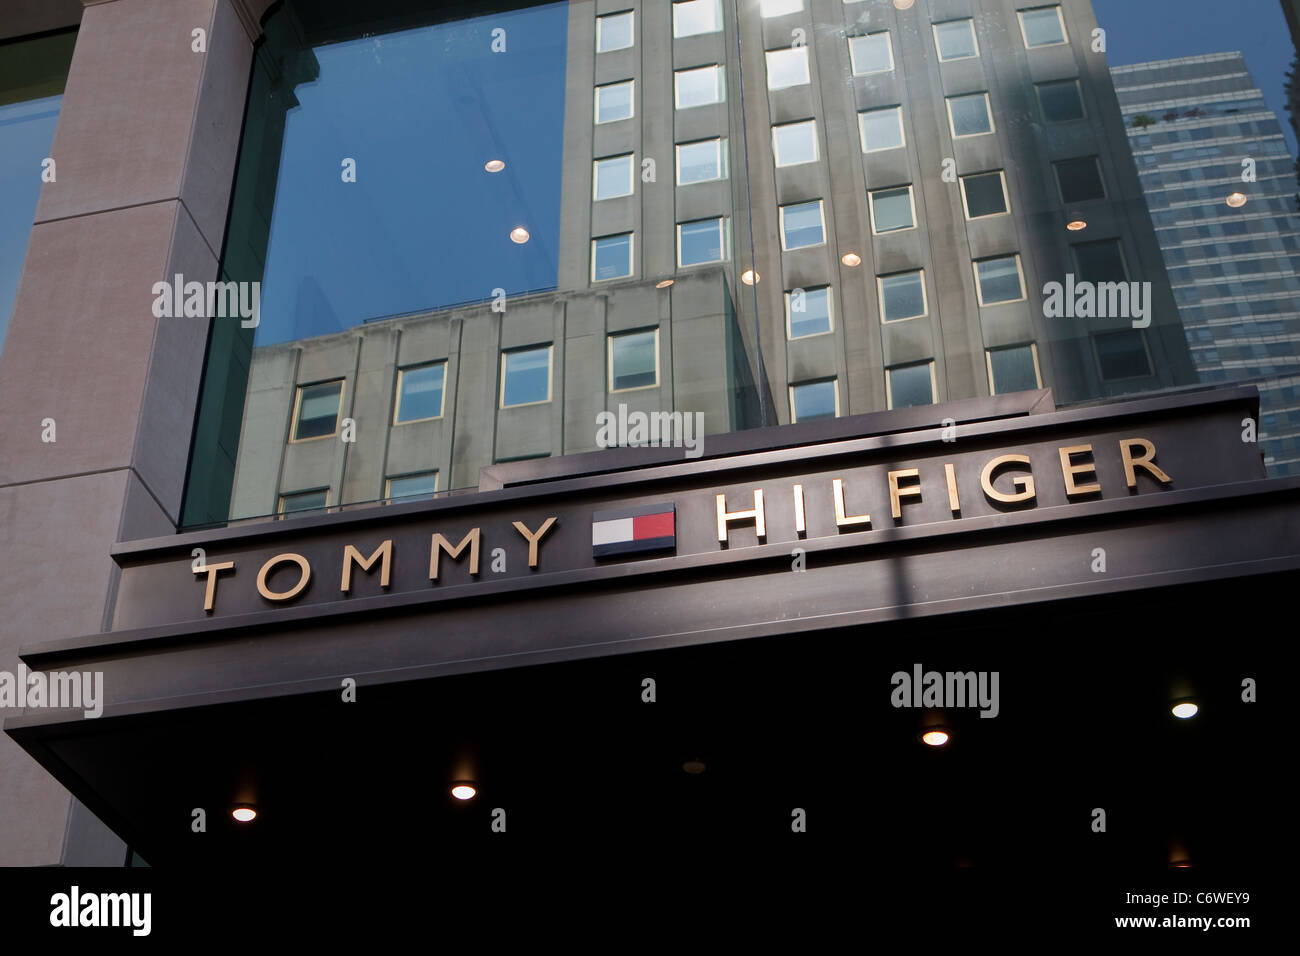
[893,0,916,9]
[1225,191,1247,208]
[1171,700,1198,719]
[920,729,950,747]
[451,781,478,801]
[1066,219,1088,232]
[509,227,530,244]
[484,159,506,173]
[232,806,257,823]
[682,759,707,774]
[741,269,760,285]
[656,279,675,289]
[841,252,862,267]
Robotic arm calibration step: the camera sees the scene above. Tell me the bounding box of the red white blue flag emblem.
[592,503,676,558]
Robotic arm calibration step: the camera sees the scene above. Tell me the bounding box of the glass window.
[673,0,722,38]
[678,218,727,266]
[791,380,837,421]
[760,0,803,16]
[1055,157,1106,203]
[596,11,634,53]
[592,233,634,281]
[677,139,725,184]
[859,106,904,152]
[948,93,993,137]
[973,255,1026,305]
[961,171,1009,219]
[395,363,445,423]
[766,47,810,90]
[780,201,825,250]
[502,346,552,406]
[849,32,893,75]
[594,154,635,200]
[609,329,659,390]
[1037,79,1084,122]
[595,80,634,123]
[386,472,439,499]
[675,65,725,109]
[887,363,934,409]
[934,20,978,61]
[279,489,328,513]
[1094,330,1152,380]
[988,345,1041,394]
[773,120,818,167]
[1073,239,1128,283]
[870,186,915,233]
[1019,6,1068,47]
[879,271,926,322]
[786,287,833,339]
[293,380,344,440]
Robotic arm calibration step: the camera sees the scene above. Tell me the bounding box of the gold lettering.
[512,517,558,568]
[341,539,393,593]
[716,490,765,543]
[257,553,311,602]
[1120,438,1172,489]
[793,484,806,534]
[1058,444,1101,498]
[832,478,870,528]
[888,469,922,520]
[430,529,481,580]
[193,560,235,612]
[981,454,1036,504]
[944,463,960,515]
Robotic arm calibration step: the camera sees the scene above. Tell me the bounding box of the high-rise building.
[1112,52,1300,474]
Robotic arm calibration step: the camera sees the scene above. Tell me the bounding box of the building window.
[678,217,728,266]
[675,64,725,109]
[1093,330,1152,380]
[859,106,905,152]
[279,489,329,513]
[596,11,634,53]
[394,363,445,423]
[987,344,1041,394]
[593,154,635,200]
[501,346,552,407]
[766,47,810,90]
[592,233,634,281]
[676,139,726,185]
[1073,239,1128,283]
[878,270,927,322]
[291,380,344,441]
[849,32,893,75]
[886,362,935,409]
[386,472,439,500]
[1036,79,1085,122]
[595,80,634,124]
[779,200,825,250]
[1018,6,1068,48]
[786,286,833,339]
[790,379,838,422]
[947,92,994,138]
[609,328,659,391]
[772,120,818,167]
[869,185,916,234]
[760,0,803,16]
[673,0,722,37]
[933,19,978,61]
[1055,157,1105,203]
[973,255,1027,305]
[960,170,1010,219]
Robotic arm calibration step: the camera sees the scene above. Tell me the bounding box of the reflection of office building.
[185,0,1198,526]
[1113,53,1300,474]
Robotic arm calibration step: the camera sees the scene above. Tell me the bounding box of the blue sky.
[1092,0,1299,156]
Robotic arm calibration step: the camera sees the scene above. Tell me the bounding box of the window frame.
[1091,330,1154,382]
[778,199,827,251]
[972,254,1028,307]
[858,105,905,153]
[385,471,440,500]
[591,232,635,282]
[759,0,804,17]
[392,362,446,425]
[848,31,893,75]
[499,344,554,408]
[674,64,726,109]
[771,119,819,167]
[784,286,835,340]
[278,487,330,514]
[932,18,979,62]
[672,0,723,38]
[676,216,729,267]
[1071,238,1131,284]
[1017,5,1069,49]
[1035,78,1086,123]
[985,343,1043,395]
[885,361,937,411]
[607,327,661,393]
[1054,155,1107,204]
[765,46,811,91]
[868,184,917,235]
[289,378,346,443]
[593,153,636,201]
[946,91,995,139]
[594,79,635,124]
[789,378,840,423]
[596,10,635,53]
[675,138,726,185]
[877,269,929,324]
[959,169,1011,220]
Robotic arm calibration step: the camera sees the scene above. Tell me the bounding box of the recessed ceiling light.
[1066,219,1087,231]
[741,270,760,285]
[451,782,477,800]
[1226,192,1247,208]
[920,730,949,747]
[232,806,256,822]
[1172,701,1198,719]
[484,159,505,173]
[682,759,707,774]
[893,0,915,9]
[841,252,862,267]
[656,279,675,288]
[509,227,530,244]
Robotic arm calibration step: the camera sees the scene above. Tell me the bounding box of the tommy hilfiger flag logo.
[592,503,676,558]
